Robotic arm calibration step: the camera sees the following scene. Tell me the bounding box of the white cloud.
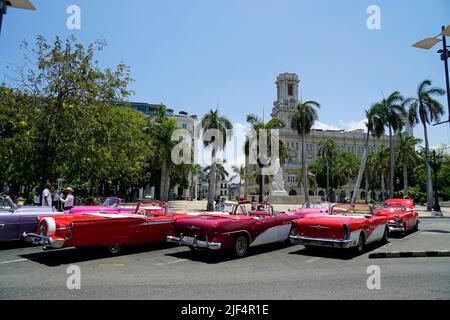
[312,121,342,131]
[339,119,367,132]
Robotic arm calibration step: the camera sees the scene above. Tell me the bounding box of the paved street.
[0,219,449,300]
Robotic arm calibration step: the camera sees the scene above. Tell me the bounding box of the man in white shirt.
[60,187,75,211]
[33,193,41,206]
[42,183,52,207]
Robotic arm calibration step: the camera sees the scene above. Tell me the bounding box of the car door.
[367,215,386,244]
[251,210,290,247]
[0,197,19,241]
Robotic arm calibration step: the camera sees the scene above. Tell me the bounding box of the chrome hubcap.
[108,245,121,254]
[236,237,247,256]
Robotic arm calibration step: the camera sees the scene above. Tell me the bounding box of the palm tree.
[374,92,406,198]
[149,108,178,201]
[317,140,338,202]
[291,100,321,202]
[204,163,229,181]
[332,152,360,201]
[405,80,445,210]
[231,164,250,198]
[370,147,390,201]
[202,110,233,211]
[188,164,203,200]
[244,114,286,202]
[351,105,384,203]
[395,132,422,197]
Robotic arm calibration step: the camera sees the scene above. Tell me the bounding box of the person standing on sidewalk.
[41,183,52,207]
[60,187,75,211]
[33,191,41,206]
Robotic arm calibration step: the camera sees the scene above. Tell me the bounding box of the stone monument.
[269,157,288,197]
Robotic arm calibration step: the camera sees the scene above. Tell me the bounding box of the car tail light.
[343,224,350,240]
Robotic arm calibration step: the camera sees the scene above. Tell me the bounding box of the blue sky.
[1,0,450,151]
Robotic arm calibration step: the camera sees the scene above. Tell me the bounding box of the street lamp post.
[428,150,443,213]
[413,25,450,127]
[0,0,36,36]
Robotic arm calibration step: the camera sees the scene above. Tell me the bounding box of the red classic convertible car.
[24,201,184,254]
[290,203,389,254]
[374,198,419,235]
[167,201,302,258]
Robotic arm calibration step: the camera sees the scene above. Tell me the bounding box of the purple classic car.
[0,195,58,241]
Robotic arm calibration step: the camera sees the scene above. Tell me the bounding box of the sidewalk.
[414,205,450,218]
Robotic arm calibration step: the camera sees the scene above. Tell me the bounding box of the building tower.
[271,73,300,128]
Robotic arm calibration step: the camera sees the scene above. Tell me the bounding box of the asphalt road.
[0,219,449,300]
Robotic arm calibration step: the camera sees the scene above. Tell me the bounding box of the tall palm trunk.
[389,126,395,199]
[422,120,433,211]
[326,161,330,202]
[352,130,370,203]
[403,162,408,197]
[160,159,168,201]
[207,150,217,211]
[381,172,385,202]
[365,174,369,204]
[301,131,309,202]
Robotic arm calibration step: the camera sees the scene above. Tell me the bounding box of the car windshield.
[0,196,16,211]
[102,197,120,208]
[383,202,404,210]
[302,201,329,210]
[331,204,372,217]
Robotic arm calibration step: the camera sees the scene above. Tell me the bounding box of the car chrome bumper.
[167,235,221,250]
[290,235,353,249]
[388,222,405,233]
[23,233,65,249]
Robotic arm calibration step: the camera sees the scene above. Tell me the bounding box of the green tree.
[374,92,406,199]
[395,132,422,197]
[9,35,133,189]
[332,152,360,200]
[317,140,338,201]
[244,114,287,201]
[202,110,233,211]
[148,106,179,201]
[405,80,446,210]
[231,164,251,198]
[369,147,390,201]
[291,100,321,201]
[351,105,385,203]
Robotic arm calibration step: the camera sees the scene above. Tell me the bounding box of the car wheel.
[234,235,249,258]
[355,233,365,254]
[285,225,297,246]
[413,221,419,232]
[106,244,122,255]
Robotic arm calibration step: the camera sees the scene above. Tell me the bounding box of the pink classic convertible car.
[288,201,331,217]
[65,197,133,214]
[167,201,303,258]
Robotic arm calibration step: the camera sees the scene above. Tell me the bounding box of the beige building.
[248,73,411,202]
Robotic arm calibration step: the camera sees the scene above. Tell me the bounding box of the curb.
[369,251,450,259]
[419,216,449,219]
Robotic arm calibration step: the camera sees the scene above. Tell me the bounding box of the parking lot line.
[0,258,27,265]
